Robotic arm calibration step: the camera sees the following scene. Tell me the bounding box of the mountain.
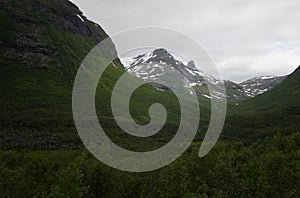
[238,65,300,111]
[121,49,286,99]
[122,48,218,85]
[122,49,211,94]
[222,75,286,99]
[0,0,127,148]
[122,49,233,98]
[239,75,287,97]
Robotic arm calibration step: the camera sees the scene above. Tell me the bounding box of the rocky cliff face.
[0,0,120,78]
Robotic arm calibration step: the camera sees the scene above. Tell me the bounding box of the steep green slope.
[236,66,300,111]
[224,66,300,141]
[0,0,121,147]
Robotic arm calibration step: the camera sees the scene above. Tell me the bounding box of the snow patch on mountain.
[240,75,286,97]
[76,14,84,22]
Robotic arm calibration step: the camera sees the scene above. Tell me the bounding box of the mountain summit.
[121,48,213,95]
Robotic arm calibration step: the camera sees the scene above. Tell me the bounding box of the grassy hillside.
[233,66,300,112]
[224,66,300,141]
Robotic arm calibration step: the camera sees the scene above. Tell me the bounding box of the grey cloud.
[70,0,300,82]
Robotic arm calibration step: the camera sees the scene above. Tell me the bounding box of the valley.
[0,0,300,197]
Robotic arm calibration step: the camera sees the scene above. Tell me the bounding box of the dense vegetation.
[1,133,300,197]
[224,104,300,141]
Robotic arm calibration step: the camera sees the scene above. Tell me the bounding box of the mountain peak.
[152,48,170,56]
[122,48,181,69]
[150,48,178,66]
[187,61,196,69]
[121,48,210,94]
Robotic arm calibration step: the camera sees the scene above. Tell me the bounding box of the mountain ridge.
[121,49,287,99]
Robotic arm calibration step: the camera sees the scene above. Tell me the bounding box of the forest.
[1,132,300,197]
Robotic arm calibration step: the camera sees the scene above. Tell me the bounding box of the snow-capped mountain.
[222,80,248,99]
[121,49,286,99]
[121,48,217,95]
[122,48,212,86]
[239,76,286,97]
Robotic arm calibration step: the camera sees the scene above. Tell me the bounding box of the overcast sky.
[70,0,300,82]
